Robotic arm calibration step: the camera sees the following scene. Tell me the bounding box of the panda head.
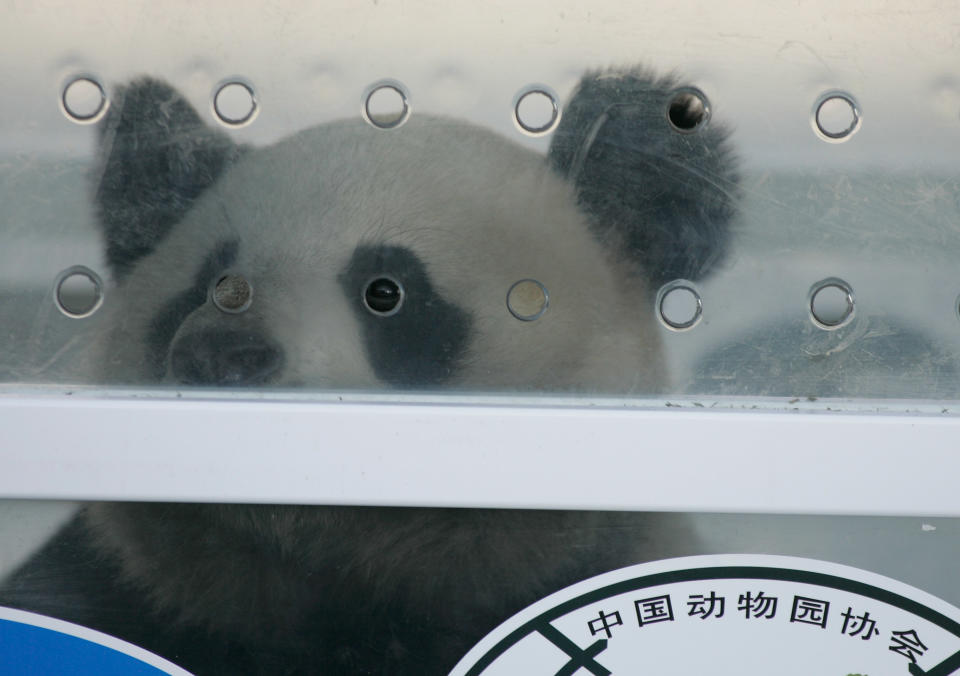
[90,70,738,393]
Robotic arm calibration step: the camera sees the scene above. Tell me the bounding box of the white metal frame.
[2,392,958,516]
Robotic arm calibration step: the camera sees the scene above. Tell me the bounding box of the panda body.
[0,69,738,674]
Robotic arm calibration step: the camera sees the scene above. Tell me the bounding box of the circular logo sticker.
[0,606,192,675]
[451,555,960,676]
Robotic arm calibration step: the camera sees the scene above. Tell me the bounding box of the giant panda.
[0,67,738,674]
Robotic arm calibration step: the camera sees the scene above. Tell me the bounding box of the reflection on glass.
[6,66,738,395]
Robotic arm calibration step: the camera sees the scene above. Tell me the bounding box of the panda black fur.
[0,68,738,674]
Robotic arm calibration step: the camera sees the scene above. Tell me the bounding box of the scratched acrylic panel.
[5,4,960,675]
[2,1,959,403]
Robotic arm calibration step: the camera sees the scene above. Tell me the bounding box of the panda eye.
[363,277,404,316]
[212,274,253,314]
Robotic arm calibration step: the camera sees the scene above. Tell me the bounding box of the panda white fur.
[0,68,738,674]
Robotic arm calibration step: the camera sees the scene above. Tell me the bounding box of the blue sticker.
[0,608,191,675]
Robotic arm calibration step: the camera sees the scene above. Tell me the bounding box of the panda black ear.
[548,67,739,287]
[94,78,241,281]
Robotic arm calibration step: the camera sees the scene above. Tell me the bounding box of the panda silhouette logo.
[1,67,738,674]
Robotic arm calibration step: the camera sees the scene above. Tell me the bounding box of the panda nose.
[170,329,284,386]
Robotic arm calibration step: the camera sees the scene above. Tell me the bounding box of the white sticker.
[451,555,960,676]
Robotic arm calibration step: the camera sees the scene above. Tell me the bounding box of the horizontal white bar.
[1,393,958,516]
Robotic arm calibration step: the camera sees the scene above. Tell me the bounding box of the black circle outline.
[812,91,861,142]
[212,79,259,127]
[60,76,109,124]
[656,280,703,331]
[513,87,561,136]
[362,81,411,130]
[808,277,855,330]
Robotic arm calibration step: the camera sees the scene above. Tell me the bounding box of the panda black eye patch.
[339,245,472,387]
[146,239,239,378]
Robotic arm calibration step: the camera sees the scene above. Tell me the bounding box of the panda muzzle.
[169,328,284,386]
